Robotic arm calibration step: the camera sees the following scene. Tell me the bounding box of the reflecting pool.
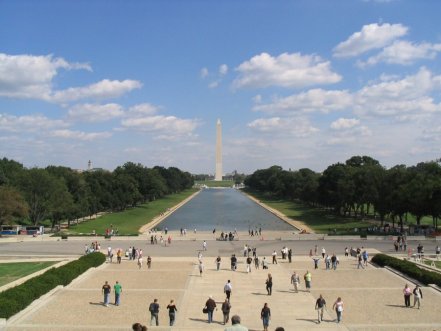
[158,188,294,231]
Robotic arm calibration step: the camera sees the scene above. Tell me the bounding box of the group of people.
[101,280,122,307]
[403,283,424,309]
[147,298,178,326]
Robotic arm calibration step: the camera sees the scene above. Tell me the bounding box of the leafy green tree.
[0,186,28,226]
[16,168,62,225]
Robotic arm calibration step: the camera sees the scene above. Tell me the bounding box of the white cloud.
[252,67,441,123]
[68,103,124,122]
[51,79,142,103]
[50,129,112,141]
[208,81,219,89]
[330,118,360,130]
[127,103,159,116]
[247,116,319,137]
[121,115,200,137]
[0,113,68,132]
[233,52,341,89]
[333,23,408,58]
[0,53,141,103]
[200,67,209,78]
[219,64,228,75]
[0,53,91,100]
[358,40,441,67]
[253,89,352,114]
[252,94,262,104]
[354,67,441,116]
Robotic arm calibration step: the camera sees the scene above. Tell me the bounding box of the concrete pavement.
[4,252,441,331]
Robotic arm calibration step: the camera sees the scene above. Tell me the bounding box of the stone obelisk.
[215,119,223,181]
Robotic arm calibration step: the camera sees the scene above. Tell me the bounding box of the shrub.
[0,252,105,319]
[371,254,441,287]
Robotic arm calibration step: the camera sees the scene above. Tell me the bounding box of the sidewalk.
[4,254,441,331]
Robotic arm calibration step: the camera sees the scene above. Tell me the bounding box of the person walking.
[312,257,320,269]
[149,298,160,326]
[166,299,178,326]
[357,254,365,269]
[224,280,232,301]
[199,260,204,277]
[291,271,300,293]
[246,256,252,273]
[260,303,271,331]
[288,248,292,263]
[224,314,248,331]
[203,240,207,251]
[102,281,111,307]
[304,270,312,292]
[265,273,273,295]
[221,298,231,325]
[413,285,423,309]
[332,297,344,323]
[216,256,221,271]
[272,251,277,264]
[403,284,412,307]
[231,254,237,271]
[147,256,152,269]
[205,295,217,323]
[321,247,326,258]
[113,281,122,306]
[315,294,326,323]
[254,255,260,269]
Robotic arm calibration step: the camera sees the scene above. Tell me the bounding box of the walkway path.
[4,253,441,331]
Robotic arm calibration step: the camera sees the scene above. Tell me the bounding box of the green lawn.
[0,261,57,287]
[424,260,441,269]
[246,190,375,234]
[195,180,235,188]
[67,189,198,235]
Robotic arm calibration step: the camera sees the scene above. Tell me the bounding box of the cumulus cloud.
[247,116,319,137]
[254,67,441,121]
[333,23,408,58]
[68,103,124,122]
[121,115,200,137]
[233,52,341,89]
[0,113,68,132]
[358,40,441,67]
[0,53,91,100]
[127,103,159,116]
[219,64,228,75]
[200,67,209,78]
[354,67,441,116]
[51,79,142,103]
[0,53,141,103]
[50,129,112,141]
[330,118,360,130]
[253,89,352,114]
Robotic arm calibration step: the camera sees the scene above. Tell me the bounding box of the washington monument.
[215,119,222,181]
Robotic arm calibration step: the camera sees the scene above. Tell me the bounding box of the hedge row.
[371,254,441,287]
[0,252,105,319]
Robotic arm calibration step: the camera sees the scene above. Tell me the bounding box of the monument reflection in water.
[158,188,294,231]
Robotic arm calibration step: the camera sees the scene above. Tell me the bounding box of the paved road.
[0,233,437,258]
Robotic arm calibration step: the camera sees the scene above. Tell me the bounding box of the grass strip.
[0,252,105,319]
[67,188,198,235]
[0,262,57,287]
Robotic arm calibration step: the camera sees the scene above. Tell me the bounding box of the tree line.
[244,156,441,231]
[0,158,193,229]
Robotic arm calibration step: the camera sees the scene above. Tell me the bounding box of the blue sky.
[1,0,441,174]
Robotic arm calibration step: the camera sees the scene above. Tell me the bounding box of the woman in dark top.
[166,299,178,326]
[261,302,271,331]
[265,273,273,295]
